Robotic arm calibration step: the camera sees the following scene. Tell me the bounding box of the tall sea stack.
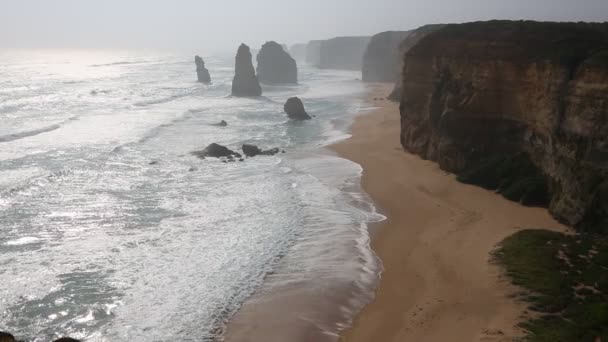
[231,44,262,97]
[362,31,411,82]
[398,20,608,232]
[195,55,211,83]
[257,41,298,84]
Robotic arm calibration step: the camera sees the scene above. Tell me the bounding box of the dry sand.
[332,84,568,342]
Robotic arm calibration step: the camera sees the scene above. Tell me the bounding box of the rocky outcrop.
[191,143,241,159]
[284,97,311,120]
[289,44,307,61]
[306,40,323,66]
[0,332,81,342]
[256,41,298,84]
[231,44,262,97]
[362,31,411,82]
[387,24,444,100]
[242,144,280,157]
[398,20,608,232]
[318,36,371,70]
[195,55,211,83]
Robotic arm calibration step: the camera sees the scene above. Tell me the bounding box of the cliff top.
[408,20,608,66]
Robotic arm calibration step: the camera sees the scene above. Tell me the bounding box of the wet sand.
[332,84,568,342]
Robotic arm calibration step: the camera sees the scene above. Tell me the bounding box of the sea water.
[0,49,383,341]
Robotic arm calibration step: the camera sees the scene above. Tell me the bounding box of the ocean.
[0,49,383,341]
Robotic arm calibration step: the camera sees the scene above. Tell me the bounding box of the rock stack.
[195,55,211,83]
[257,41,298,84]
[284,97,311,120]
[231,44,262,97]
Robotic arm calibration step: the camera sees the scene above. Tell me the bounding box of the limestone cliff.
[257,41,298,84]
[387,24,444,100]
[362,31,411,82]
[289,43,307,61]
[398,20,608,231]
[231,44,262,97]
[305,40,323,66]
[318,36,371,70]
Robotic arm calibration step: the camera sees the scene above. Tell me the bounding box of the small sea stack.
[231,44,262,97]
[284,97,311,120]
[257,41,298,84]
[195,55,211,83]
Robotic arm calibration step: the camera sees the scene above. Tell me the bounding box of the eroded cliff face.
[318,36,370,70]
[387,24,444,100]
[399,21,608,231]
[362,31,411,82]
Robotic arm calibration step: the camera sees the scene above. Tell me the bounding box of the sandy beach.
[331,84,568,342]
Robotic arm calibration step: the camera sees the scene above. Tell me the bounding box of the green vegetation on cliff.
[495,229,608,341]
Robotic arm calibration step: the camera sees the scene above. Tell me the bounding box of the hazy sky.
[1,0,607,53]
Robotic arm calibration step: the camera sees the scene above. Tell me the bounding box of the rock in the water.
[195,55,211,83]
[211,120,228,127]
[53,339,81,342]
[242,144,280,157]
[257,41,298,84]
[191,143,239,158]
[283,97,311,120]
[231,44,262,97]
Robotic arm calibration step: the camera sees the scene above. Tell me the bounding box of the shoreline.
[330,84,569,341]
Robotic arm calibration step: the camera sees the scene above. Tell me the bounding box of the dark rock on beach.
[284,97,311,120]
[242,144,280,157]
[195,55,211,83]
[191,143,240,159]
[257,41,298,84]
[231,44,262,97]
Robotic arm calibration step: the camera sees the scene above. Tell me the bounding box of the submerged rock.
[210,120,228,127]
[242,144,280,157]
[195,55,211,83]
[283,97,311,120]
[53,338,81,342]
[231,44,262,97]
[191,143,240,158]
[257,41,298,84]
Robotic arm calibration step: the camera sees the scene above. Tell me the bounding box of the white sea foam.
[0,49,380,342]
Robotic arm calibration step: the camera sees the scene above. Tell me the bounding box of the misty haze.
[0,1,607,342]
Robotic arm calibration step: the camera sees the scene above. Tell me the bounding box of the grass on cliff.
[457,153,549,207]
[495,229,608,341]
